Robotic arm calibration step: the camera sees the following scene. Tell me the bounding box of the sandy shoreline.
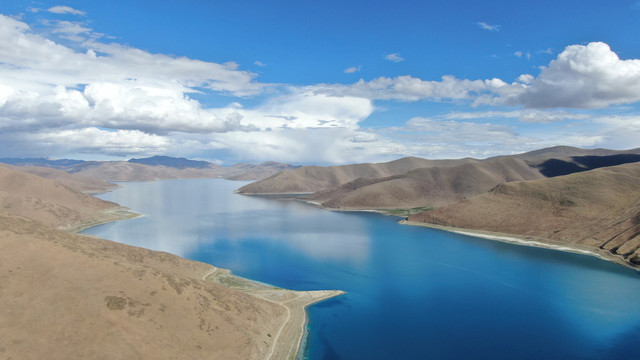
[293,196,638,272]
[203,267,344,360]
[63,206,141,232]
[399,220,639,272]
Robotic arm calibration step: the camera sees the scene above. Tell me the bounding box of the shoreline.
[202,267,344,360]
[399,220,639,272]
[64,206,142,233]
[281,196,640,272]
[74,206,344,360]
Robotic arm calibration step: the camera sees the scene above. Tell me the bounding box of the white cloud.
[511,42,640,108]
[443,109,591,124]
[46,20,92,35]
[514,51,531,60]
[0,11,638,164]
[254,60,266,67]
[385,53,405,63]
[315,42,640,111]
[407,117,518,142]
[310,75,507,102]
[476,22,500,32]
[215,127,403,164]
[47,6,86,16]
[0,127,170,157]
[344,66,361,74]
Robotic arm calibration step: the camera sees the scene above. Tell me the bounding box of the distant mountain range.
[237,145,640,269]
[238,146,640,209]
[0,156,299,182]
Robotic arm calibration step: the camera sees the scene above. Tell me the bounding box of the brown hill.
[0,211,286,360]
[67,161,227,181]
[1,163,117,193]
[0,164,342,359]
[238,146,640,213]
[307,157,544,209]
[508,146,640,177]
[407,162,640,268]
[226,161,300,180]
[0,165,129,230]
[237,157,476,194]
[63,161,296,182]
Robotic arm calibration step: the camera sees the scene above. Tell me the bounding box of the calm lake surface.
[82,179,640,359]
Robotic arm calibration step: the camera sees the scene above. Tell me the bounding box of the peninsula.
[0,164,341,359]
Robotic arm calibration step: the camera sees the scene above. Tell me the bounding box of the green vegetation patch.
[378,206,434,217]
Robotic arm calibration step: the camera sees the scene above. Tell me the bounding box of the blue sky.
[0,1,639,164]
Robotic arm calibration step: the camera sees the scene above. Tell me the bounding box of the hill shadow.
[534,154,640,177]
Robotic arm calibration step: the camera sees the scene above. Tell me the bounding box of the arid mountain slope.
[67,161,226,181]
[0,212,285,360]
[226,161,301,180]
[507,146,640,177]
[509,145,640,161]
[1,163,117,193]
[239,146,640,211]
[408,162,640,268]
[237,157,477,194]
[0,165,127,230]
[307,157,544,209]
[3,156,298,181]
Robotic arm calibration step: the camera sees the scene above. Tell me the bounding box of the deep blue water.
[82,179,640,359]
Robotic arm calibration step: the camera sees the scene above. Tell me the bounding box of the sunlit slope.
[408,162,640,267]
[67,161,227,181]
[307,157,543,209]
[1,163,117,193]
[0,212,285,360]
[0,165,123,229]
[237,156,477,194]
[238,146,640,211]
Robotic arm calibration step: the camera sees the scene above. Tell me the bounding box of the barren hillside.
[0,212,286,360]
[67,161,227,181]
[1,163,117,193]
[408,162,640,268]
[307,157,544,209]
[237,156,477,194]
[0,165,128,230]
[0,164,340,359]
[239,146,640,212]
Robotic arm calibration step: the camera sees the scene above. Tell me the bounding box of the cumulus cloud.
[313,42,640,110]
[310,75,512,103]
[1,10,639,164]
[476,22,500,32]
[0,127,170,157]
[511,42,640,108]
[216,127,404,164]
[0,14,267,134]
[385,53,405,63]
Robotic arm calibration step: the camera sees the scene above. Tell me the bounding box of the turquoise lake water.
[82,179,640,359]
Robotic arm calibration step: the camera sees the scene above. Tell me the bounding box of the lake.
[82,178,640,359]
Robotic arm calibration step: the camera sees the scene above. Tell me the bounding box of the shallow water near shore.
[83,179,640,359]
